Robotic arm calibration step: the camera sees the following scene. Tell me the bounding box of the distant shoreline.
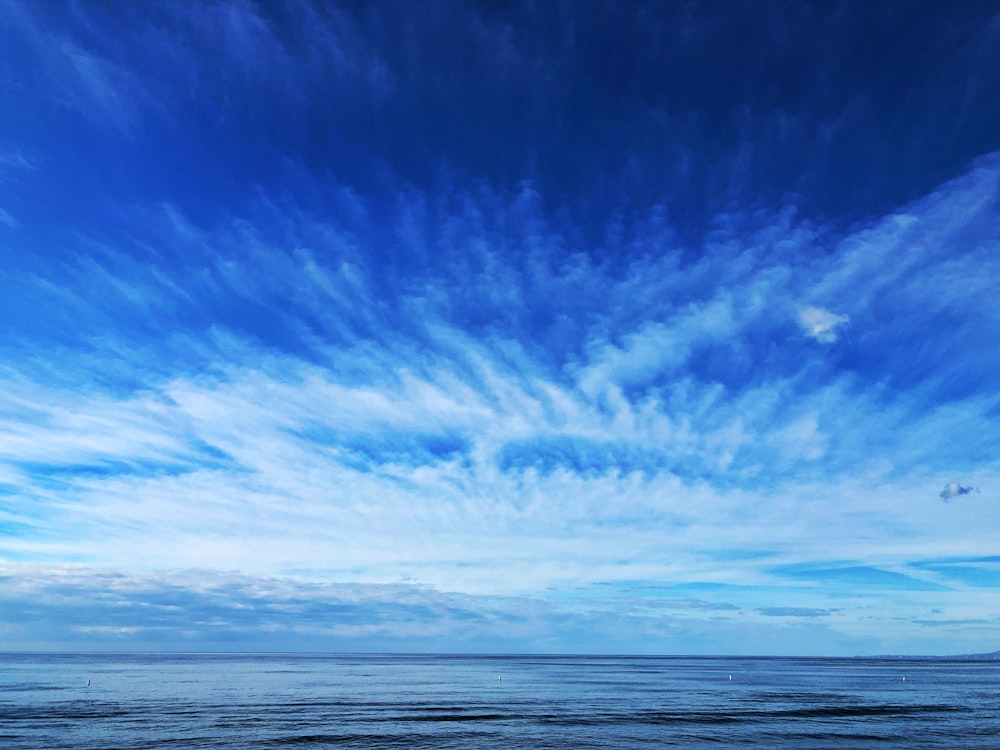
[867,650,1000,661]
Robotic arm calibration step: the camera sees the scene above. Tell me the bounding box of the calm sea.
[1,653,997,748]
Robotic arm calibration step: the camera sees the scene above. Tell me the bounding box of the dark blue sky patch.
[496,436,678,478]
[4,1,999,248]
[295,427,471,469]
[0,519,39,537]
[15,459,210,484]
[189,440,235,465]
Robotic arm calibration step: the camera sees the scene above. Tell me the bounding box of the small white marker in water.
[728,674,732,681]
[902,676,906,682]
[498,674,502,682]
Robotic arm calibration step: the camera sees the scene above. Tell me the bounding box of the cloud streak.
[757,607,832,618]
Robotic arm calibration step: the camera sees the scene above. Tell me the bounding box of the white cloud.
[769,414,826,462]
[577,294,737,396]
[1,142,998,653]
[797,305,849,343]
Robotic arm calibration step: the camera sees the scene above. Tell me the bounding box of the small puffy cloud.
[797,306,849,343]
[939,482,978,501]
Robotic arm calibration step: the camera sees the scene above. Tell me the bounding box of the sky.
[1,1,999,656]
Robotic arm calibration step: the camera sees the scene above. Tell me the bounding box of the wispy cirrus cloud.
[0,206,18,229]
[0,149,35,172]
[1,2,147,132]
[1,160,997,604]
[2,1,999,655]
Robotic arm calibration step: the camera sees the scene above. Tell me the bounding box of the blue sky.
[1,1,999,656]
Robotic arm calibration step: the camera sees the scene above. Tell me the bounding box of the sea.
[1,653,997,748]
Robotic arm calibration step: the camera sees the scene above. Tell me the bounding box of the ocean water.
[1,653,997,748]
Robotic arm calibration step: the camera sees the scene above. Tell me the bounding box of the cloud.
[768,563,951,592]
[797,306,849,343]
[652,598,741,612]
[0,565,830,654]
[2,1,149,132]
[0,206,18,229]
[757,607,831,618]
[910,559,1000,588]
[2,1,1000,656]
[0,149,35,171]
[2,166,999,608]
[912,618,993,628]
[939,482,978,502]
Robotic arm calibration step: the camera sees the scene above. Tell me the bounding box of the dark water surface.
[1,653,997,748]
